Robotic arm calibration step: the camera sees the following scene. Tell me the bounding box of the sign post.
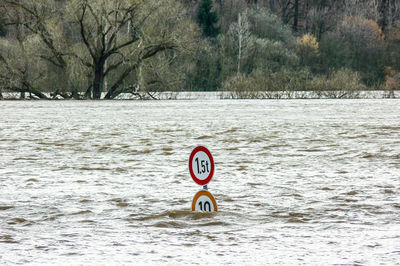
[189,146,217,212]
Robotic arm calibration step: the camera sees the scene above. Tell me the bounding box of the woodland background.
[0,0,399,99]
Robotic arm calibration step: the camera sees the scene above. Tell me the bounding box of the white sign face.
[191,151,211,181]
[191,190,218,212]
[194,195,215,212]
[189,146,214,186]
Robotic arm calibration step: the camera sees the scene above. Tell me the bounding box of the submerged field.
[1,99,399,264]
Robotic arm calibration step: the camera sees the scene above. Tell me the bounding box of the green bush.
[215,6,299,82]
[251,69,310,91]
[318,33,352,72]
[309,68,366,98]
[186,40,223,91]
[222,68,367,99]
[250,39,299,73]
[221,73,261,98]
[248,7,296,46]
[221,69,311,98]
[318,17,385,86]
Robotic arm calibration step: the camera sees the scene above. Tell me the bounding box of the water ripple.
[0,100,399,265]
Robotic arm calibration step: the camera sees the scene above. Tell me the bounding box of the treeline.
[0,0,399,99]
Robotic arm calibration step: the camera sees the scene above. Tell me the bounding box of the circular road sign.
[189,146,215,186]
[192,190,218,212]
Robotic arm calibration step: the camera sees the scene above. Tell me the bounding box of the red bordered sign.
[192,190,218,212]
[189,146,215,186]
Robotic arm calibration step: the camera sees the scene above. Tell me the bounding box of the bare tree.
[219,0,248,33]
[0,3,51,99]
[0,0,199,99]
[228,10,253,74]
[382,0,400,36]
[306,5,337,41]
[1,0,77,98]
[271,0,306,33]
[67,0,198,99]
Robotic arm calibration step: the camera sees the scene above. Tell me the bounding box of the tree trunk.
[237,14,242,74]
[71,88,80,100]
[293,0,299,32]
[104,45,172,99]
[9,87,49,99]
[93,60,105,99]
[104,64,138,99]
[93,76,102,99]
[378,0,388,33]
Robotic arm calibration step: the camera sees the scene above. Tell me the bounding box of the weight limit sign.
[189,146,215,186]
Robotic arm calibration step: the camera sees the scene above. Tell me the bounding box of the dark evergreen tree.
[198,0,220,38]
[0,18,7,37]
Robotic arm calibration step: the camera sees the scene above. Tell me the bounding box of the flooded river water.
[1,99,399,265]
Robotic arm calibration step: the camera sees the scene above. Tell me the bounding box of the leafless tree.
[228,10,253,74]
[67,0,198,99]
[0,0,199,99]
[1,0,77,98]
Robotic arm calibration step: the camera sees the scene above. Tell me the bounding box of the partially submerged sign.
[192,190,218,212]
[189,146,217,212]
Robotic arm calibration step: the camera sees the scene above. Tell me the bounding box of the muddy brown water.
[0,99,399,264]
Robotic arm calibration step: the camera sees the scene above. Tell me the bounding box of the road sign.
[189,146,215,186]
[192,190,218,212]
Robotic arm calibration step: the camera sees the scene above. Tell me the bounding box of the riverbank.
[0,90,397,100]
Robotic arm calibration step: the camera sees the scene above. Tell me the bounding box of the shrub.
[221,73,261,98]
[318,32,352,72]
[251,69,311,91]
[309,68,366,98]
[222,68,367,99]
[297,33,319,68]
[250,39,299,72]
[319,16,385,85]
[384,66,400,98]
[221,69,312,99]
[248,6,296,47]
